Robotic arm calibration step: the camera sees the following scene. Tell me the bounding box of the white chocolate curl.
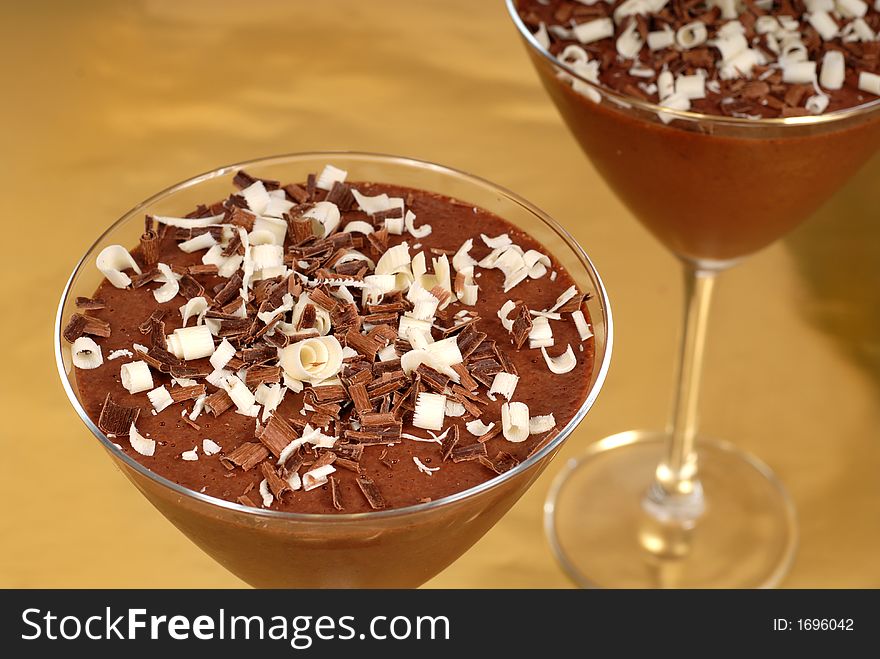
[96,245,142,289]
[153,263,180,303]
[647,27,674,50]
[302,201,341,238]
[413,456,440,476]
[501,402,530,443]
[71,337,103,369]
[572,310,594,341]
[315,164,347,191]
[820,50,845,90]
[302,464,336,491]
[120,360,154,394]
[529,414,556,435]
[180,296,208,327]
[405,210,431,238]
[808,11,839,41]
[278,335,344,383]
[859,72,880,96]
[466,420,495,437]
[489,372,520,401]
[572,17,613,44]
[147,385,173,412]
[676,21,708,49]
[541,344,578,374]
[129,423,156,457]
[209,338,236,371]
[783,61,817,84]
[167,325,215,361]
[259,479,274,507]
[413,392,447,431]
[202,439,222,456]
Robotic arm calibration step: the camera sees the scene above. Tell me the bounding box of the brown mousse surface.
[66,171,595,513]
[517,0,880,118]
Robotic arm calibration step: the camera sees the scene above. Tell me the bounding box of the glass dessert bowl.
[509,0,880,588]
[55,152,613,588]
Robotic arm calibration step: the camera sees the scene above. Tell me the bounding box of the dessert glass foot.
[545,431,797,589]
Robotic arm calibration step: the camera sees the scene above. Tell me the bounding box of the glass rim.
[54,150,614,522]
[506,0,880,128]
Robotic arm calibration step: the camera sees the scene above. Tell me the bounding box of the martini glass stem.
[645,263,718,522]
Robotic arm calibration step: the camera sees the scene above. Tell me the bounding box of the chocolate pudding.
[64,166,596,514]
[513,0,880,262]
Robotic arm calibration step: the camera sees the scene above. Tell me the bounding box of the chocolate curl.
[140,225,160,267]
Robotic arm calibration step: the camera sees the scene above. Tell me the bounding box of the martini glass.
[55,152,612,588]
[509,1,880,588]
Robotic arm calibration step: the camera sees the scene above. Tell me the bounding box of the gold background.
[2,0,878,588]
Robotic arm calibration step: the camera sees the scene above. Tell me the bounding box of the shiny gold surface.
[1,0,878,588]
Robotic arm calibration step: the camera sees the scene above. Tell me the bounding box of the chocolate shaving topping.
[264,332,290,349]
[178,274,204,300]
[496,349,518,377]
[204,389,234,417]
[343,430,400,445]
[334,457,361,474]
[511,304,532,350]
[182,417,201,431]
[297,303,317,331]
[260,461,291,499]
[311,451,337,470]
[233,170,280,191]
[329,475,344,511]
[140,230,160,267]
[227,206,256,232]
[221,442,269,471]
[97,393,140,436]
[75,296,106,310]
[479,451,520,475]
[238,344,274,365]
[258,414,299,458]
[138,309,166,335]
[441,425,460,462]
[325,181,355,211]
[169,385,206,403]
[415,363,450,393]
[307,288,338,312]
[62,314,87,343]
[451,442,488,463]
[360,412,400,429]
[558,293,585,314]
[469,358,503,388]
[476,424,501,444]
[218,317,254,338]
[130,269,161,289]
[64,314,111,341]
[311,384,347,403]
[187,264,218,276]
[283,183,309,204]
[333,443,364,462]
[356,475,386,510]
[213,273,243,307]
[345,329,382,361]
[244,365,282,388]
[237,493,258,508]
[452,363,479,391]
[348,383,373,415]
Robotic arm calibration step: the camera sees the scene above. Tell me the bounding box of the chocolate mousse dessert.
[517,0,880,118]
[63,165,595,513]
[512,0,880,262]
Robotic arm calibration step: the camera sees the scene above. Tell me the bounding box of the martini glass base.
[545,431,798,588]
